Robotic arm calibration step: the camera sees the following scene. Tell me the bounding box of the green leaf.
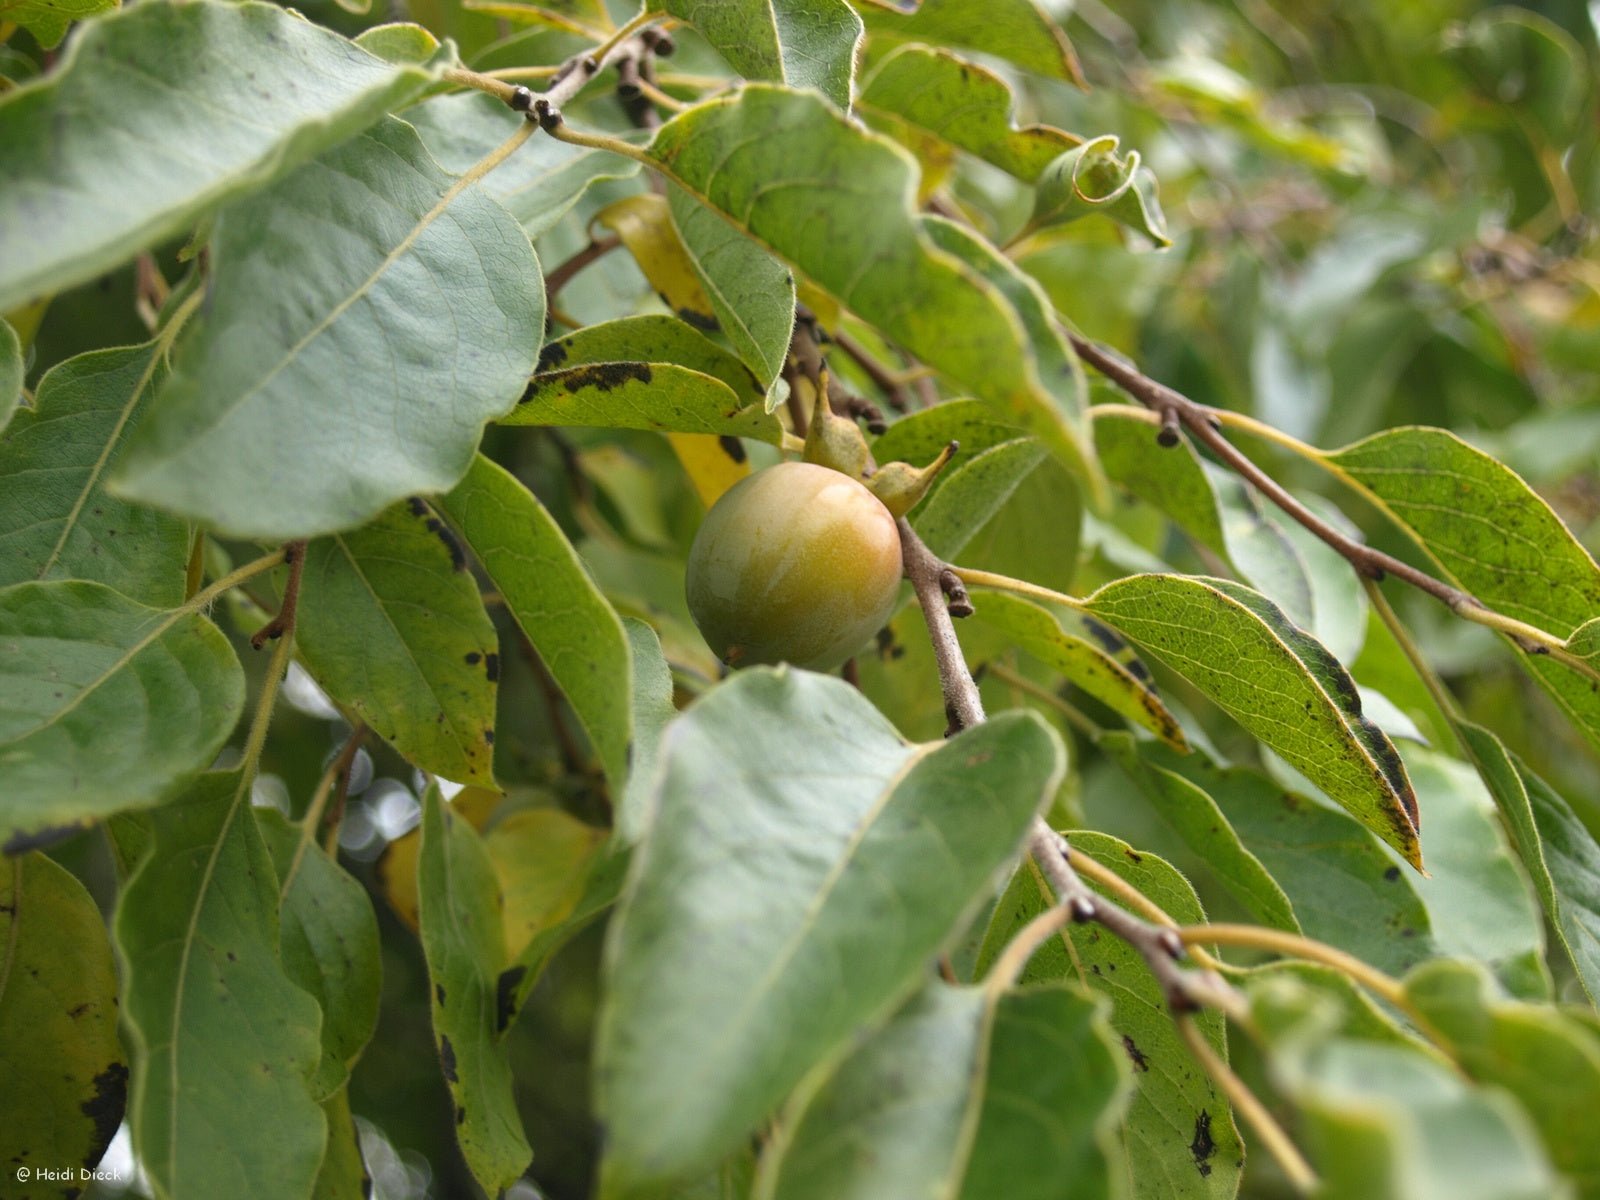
[258,809,383,1099]
[969,592,1188,751]
[977,833,1244,1199]
[1253,979,1564,1200]
[436,454,633,787]
[0,0,442,311]
[1155,749,1435,979]
[859,46,1081,182]
[1458,723,1600,1005]
[758,981,1129,1200]
[0,0,114,50]
[1398,748,1547,1000]
[314,1086,371,1200]
[1092,405,1227,553]
[405,91,641,236]
[596,668,1063,1197]
[874,398,1028,469]
[1406,959,1600,1198]
[0,318,20,432]
[650,0,862,109]
[668,186,796,389]
[618,617,676,844]
[0,343,190,606]
[1102,734,1298,930]
[1083,573,1422,868]
[418,784,532,1195]
[0,853,127,1184]
[295,502,500,787]
[918,215,1098,493]
[535,314,766,405]
[648,86,1099,490]
[0,580,243,848]
[912,438,1048,560]
[504,314,783,442]
[115,770,326,1200]
[510,360,776,441]
[1324,427,1600,755]
[858,0,1085,87]
[113,116,544,540]
[1028,137,1170,247]
[1568,617,1600,667]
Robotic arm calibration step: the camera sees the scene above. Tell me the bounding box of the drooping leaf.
[758,980,1129,1200]
[500,842,632,1031]
[295,502,500,787]
[649,0,862,109]
[1101,734,1298,930]
[1406,959,1600,1197]
[859,46,1081,182]
[1251,974,1564,1200]
[857,0,1085,88]
[595,193,719,328]
[0,580,243,848]
[0,852,127,1184]
[977,833,1244,1199]
[404,90,642,236]
[113,116,544,540]
[1083,573,1422,867]
[668,186,796,389]
[437,455,633,786]
[969,592,1188,751]
[418,784,532,1195]
[258,809,383,1099]
[1458,723,1600,1005]
[1092,405,1228,553]
[0,0,443,310]
[115,770,326,1200]
[483,807,608,961]
[1027,137,1170,247]
[1324,427,1600,754]
[0,343,190,606]
[648,86,1099,489]
[596,668,1063,1198]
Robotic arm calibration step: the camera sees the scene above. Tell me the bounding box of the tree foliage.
[1,1,1599,1198]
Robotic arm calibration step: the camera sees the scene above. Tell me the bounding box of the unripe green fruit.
[686,461,902,670]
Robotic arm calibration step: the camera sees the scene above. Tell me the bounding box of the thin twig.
[832,329,914,414]
[543,236,622,305]
[280,724,367,901]
[1068,333,1600,680]
[898,519,1234,1014]
[250,540,307,650]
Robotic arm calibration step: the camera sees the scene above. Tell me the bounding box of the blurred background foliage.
[9,0,1598,1195]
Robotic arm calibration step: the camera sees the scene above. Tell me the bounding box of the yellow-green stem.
[1176,1013,1318,1194]
[951,567,1087,612]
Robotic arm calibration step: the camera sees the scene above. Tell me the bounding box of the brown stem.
[543,236,622,304]
[1061,333,1546,637]
[832,329,914,414]
[899,518,1234,1013]
[250,540,308,650]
